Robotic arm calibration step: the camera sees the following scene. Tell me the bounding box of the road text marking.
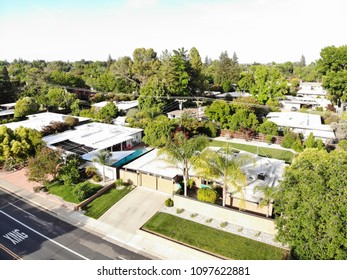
[0,210,89,260]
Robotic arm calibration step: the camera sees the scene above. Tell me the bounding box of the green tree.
[228,109,259,131]
[214,51,240,92]
[14,97,39,118]
[159,132,209,197]
[0,66,14,103]
[92,149,112,182]
[97,102,118,122]
[132,48,159,87]
[304,132,316,148]
[47,88,77,110]
[238,65,289,104]
[26,147,62,185]
[188,47,206,95]
[142,115,176,148]
[317,45,347,113]
[58,154,82,185]
[274,149,347,259]
[194,145,250,207]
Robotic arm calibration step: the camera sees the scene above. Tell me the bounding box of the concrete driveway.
[98,186,169,233]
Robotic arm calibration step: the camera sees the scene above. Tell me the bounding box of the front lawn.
[47,181,103,204]
[210,140,294,163]
[83,185,133,219]
[143,212,287,260]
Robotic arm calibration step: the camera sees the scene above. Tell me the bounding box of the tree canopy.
[274,149,347,259]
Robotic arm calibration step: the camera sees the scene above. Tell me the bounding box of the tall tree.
[188,47,205,95]
[214,51,241,92]
[132,48,160,87]
[159,132,209,197]
[194,145,250,207]
[253,185,276,217]
[274,149,347,259]
[0,66,14,103]
[317,45,347,113]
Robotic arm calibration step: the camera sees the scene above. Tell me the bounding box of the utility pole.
[193,99,203,120]
[175,99,187,127]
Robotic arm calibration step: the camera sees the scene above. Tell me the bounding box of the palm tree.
[253,185,276,217]
[158,132,209,197]
[92,149,112,182]
[194,144,251,207]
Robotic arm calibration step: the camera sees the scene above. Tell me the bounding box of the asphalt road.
[0,189,150,260]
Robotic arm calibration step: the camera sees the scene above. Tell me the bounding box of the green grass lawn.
[143,212,287,260]
[83,185,133,219]
[47,181,102,204]
[210,140,294,163]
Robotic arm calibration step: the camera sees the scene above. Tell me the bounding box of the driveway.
[98,187,169,233]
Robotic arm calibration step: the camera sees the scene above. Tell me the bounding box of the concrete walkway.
[0,174,220,260]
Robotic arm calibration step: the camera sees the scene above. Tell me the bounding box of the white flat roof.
[92,100,138,111]
[44,122,143,150]
[123,149,182,179]
[4,112,90,131]
[267,112,335,139]
[0,109,14,117]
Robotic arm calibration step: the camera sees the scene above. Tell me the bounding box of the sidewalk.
[0,177,221,260]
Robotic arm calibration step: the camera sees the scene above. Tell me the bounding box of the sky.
[0,0,346,64]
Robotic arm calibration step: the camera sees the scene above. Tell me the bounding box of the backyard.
[143,212,288,260]
[210,140,294,163]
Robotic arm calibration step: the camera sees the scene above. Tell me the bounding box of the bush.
[92,174,102,182]
[266,135,274,144]
[220,222,228,228]
[291,139,303,152]
[165,198,174,207]
[197,188,218,204]
[85,166,97,178]
[72,181,102,201]
[281,130,300,149]
[176,208,184,214]
[65,115,79,127]
[115,178,125,187]
[205,218,213,223]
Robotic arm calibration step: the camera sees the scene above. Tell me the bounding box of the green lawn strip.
[83,186,133,219]
[47,182,80,203]
[143,212,286,260]
[210,140,293,163]
[47,181,103,204]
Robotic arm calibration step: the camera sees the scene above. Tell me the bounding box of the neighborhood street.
[0,189,150,260]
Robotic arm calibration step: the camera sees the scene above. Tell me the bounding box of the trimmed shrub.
[176,208,184,214]
[165,198,174,207]
[197,188,218,204]
[92,174,102,182]
[65,116,79,127]
[85,166,97,178]
[115,179,125,187]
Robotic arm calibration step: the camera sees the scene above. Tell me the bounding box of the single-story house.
[266,111,335,141]
[297,82,327,98]
[280,96,332,111]
[3,112,90,131]
[120,148,286,216]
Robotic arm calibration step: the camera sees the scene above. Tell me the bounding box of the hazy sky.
[0,0,346,63]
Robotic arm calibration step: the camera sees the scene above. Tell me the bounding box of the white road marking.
[0,210,89,260]
[9,203,36,218]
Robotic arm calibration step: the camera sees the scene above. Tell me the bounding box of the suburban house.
[120,148,286,216]
[215,92,251,99]
[296,82,327,98]
[280,95,332,111]
[43,122,145,180]
[3,112,90,131]
[266,111,335,141]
